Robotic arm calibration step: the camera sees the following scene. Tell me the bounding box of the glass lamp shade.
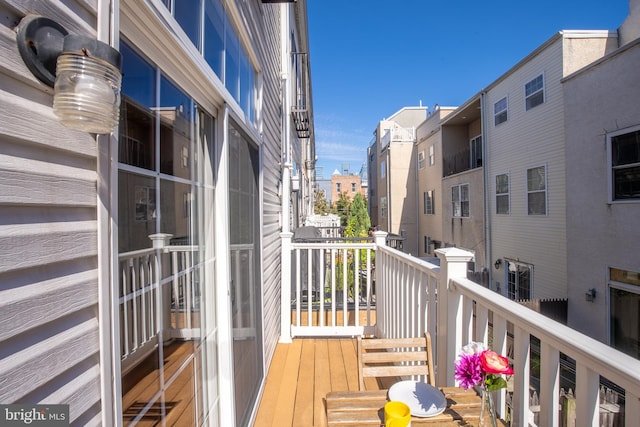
[53,35,122,134]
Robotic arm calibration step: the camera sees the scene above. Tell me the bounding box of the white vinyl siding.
[0,2,102,420]
[486,35,568,301]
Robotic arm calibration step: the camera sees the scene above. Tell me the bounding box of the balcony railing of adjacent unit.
[443,146,482,176]
[280,231,640,426]
[380,127,415,148]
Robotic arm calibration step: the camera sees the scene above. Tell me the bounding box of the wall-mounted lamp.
[585,288,597,302]
[17,16,122,134]
[494,259,502,270]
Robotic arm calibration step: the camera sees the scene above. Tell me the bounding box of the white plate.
[387,380,447,417]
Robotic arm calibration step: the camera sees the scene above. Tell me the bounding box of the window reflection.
[175,0,202,49]
[117,41,217,426]
[164,0,256,121]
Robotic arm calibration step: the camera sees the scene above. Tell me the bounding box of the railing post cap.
[435,247,475,262]
[280,231,294,238]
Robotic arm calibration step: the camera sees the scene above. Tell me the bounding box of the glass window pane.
[204,0,224,77]
[159,76,194,177]
[175,0,202,49]
[528,167,545,191]
[614,166,640,199]
[528,192,546,215]
[612,131,640,167]
[240,51,254,121]
[228,121,263,426]
[496,174,509,194]
[610,287,640,358]
[119,172,156,252]
[497,195,509,215]
[119,44,156,170]
[225,25,240,102]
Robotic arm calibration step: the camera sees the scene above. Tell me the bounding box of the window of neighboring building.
[470,135,482,168]
[418,150,426,169]
[609,267,640,359]
[496,173,510,215]
[525,74,544,111]
[494,96,508,125]
[424,190,435,215]
[380,196,387,218]
[452,184,469,217]
[351,182,356,193]
[424,236,431,254]
[428,144,435,166]
[527,166,547,215]
[336,182,341,193]
[609,126,640,201]
[506,260,532,300]
[381,160,386,178]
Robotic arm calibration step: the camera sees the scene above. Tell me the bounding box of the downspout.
[415,134,419,256]
[384,145,389,233]
[481,91,493,290]
[97,0,119,425]
[281,6,292,234]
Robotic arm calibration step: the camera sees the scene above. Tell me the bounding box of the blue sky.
[307,0,628,178]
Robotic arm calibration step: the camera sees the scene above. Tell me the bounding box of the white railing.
[380,126,416,148]
[374,244,439,343]
[118,244,199,372]
[279,232,640,426]
[281,232,377,338]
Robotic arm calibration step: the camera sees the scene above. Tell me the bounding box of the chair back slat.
[357,332,435,390]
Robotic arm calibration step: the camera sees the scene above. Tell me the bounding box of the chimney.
[619,0,640,46]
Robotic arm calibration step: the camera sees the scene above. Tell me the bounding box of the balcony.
[117,231,640,426]
[260,231,640,426]
[380,127,416,149]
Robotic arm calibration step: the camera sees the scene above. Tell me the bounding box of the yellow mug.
[384,401,411,427]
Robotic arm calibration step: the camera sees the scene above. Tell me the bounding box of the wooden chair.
[357,332,435,391]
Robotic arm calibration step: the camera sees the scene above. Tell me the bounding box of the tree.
[314,190,331,215]
[344,193,370,238]
[333,192,351,227]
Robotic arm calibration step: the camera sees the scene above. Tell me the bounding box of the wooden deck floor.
[254,338,386,427]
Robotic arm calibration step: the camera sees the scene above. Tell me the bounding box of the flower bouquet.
[454,342,513,427]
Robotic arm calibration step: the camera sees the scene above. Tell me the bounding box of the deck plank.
[314,339,331,427]
[293,339,316,426]
[253,342,289,427]
[328,339,348,392]
[271,339,303,426]
[255,337,366,427]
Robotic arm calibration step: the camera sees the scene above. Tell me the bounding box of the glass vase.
[479,388,498,427]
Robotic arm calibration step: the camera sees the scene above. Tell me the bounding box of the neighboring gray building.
[563,5,640,358]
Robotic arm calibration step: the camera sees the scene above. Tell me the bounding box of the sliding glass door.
[117,42,219,426]
[228,121,263,426]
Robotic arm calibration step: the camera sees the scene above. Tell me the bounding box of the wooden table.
[326,386,506,426]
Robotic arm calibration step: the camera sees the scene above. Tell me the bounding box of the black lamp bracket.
[16,15,69,87]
